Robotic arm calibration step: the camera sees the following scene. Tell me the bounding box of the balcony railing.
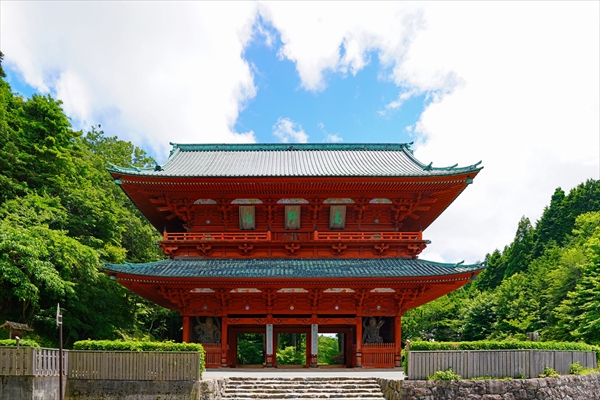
[163,231,422,242]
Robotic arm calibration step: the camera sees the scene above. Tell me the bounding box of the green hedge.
[403,340,600,372]
[73,339,204,352]
[0,339,40,347]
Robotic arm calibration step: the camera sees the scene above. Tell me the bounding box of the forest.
[1,51,600,348]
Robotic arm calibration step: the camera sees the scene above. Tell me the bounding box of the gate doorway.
[273,326,311,368]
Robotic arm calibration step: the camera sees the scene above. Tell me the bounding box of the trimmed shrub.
[0,339,40,347]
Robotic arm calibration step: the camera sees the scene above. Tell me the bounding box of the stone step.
[227,383,379,390]
[224,389,381,395]
[222,396,385,400]
[220,377,385,400]
[222,398,385,400]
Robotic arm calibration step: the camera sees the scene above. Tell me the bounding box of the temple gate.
[105,143,484,368]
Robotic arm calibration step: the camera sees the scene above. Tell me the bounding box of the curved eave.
[103,258,485,280]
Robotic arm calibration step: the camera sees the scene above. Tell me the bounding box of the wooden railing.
[0,347,64,376]
[201,343,221,368]
[408,350,599,380]
[165,231,271,241]
[361,343,396,367]
[314,231,422,241]
[163,231,422,242]
[67,350,201,381]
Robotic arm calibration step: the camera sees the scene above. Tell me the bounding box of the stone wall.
[65,379,202,400]
[0,375,65,400]
[378,373,600,400]
[198,378,227,400]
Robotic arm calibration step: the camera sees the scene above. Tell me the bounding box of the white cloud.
[260,2,599,263]
[2,2,598,264]
[318,121,343,143]
[1,2,260,158]
[325,134,343,143]
[272,117,309,143]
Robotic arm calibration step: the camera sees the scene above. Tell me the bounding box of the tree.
[503,217,534,278]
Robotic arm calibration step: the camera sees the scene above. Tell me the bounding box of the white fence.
[0,347,64,376]
[408,349,598,380]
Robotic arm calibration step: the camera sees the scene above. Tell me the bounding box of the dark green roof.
[107,143,482,178]
[104,258,484,279]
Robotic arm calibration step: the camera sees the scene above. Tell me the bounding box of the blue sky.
[2,2,598,263]
[235,21,428,145]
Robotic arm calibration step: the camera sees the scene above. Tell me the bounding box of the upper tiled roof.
[108,143,482,178]
[104,258,484,279]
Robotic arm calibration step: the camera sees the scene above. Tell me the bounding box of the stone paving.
[203,367,405,380]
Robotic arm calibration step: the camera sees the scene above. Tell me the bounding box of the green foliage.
[569,361,584,375]
[0,339,40,347]
[73,339,203,352]
[317,335,341,364]
[276,346,306,365]
[539,366,559,378]
[461,291,497,341]
[237,333,264,365]
[428,367,461,380]
[503,216,535,278]
[0,59,169,347]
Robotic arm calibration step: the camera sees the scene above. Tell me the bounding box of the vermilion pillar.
[394,316,402,367]
[355,316,362,368]
[182,315,190,343]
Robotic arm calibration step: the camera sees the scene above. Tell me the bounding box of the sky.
[1,1,599,264]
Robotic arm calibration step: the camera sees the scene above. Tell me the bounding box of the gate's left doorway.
[227,326,266,368]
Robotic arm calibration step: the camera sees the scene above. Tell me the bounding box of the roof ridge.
[171,143,412,152]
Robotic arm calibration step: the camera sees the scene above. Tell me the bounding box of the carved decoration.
[196,243,212,256]
[262,289,276,312]
[394,287,428,310]
[285,243,301,255]
[238,243,254,255]
[331,242,347,255]
[264,198,276,228]
[158,287,191,309]
[353,288,369,309]
[216,288,231,308]
[353,198,368,230]
[373,243,390,255]
[308,199,323,226]
[217,199,232,229]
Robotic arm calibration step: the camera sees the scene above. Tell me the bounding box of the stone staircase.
[220,377,385,400]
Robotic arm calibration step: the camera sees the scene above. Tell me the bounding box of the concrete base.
[0,375,65,400]
[66,379,202,400]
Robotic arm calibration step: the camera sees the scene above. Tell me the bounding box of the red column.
[182,315,190,343]
[394,316,402,367]
[355,316,362,368]
[221,317,228,367]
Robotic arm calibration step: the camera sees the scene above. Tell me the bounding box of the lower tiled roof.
[103,258,484,279]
